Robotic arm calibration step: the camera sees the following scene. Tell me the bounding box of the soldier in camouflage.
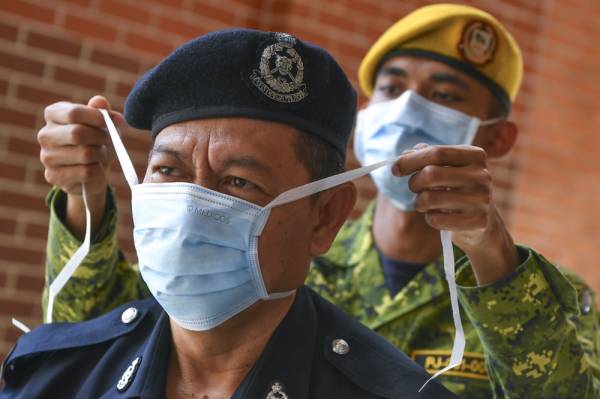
[36,4,599,399]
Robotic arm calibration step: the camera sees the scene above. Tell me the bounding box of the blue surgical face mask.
[354,90,501,210]
[133,163,401,331]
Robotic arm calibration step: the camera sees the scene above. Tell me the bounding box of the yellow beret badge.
[458,21,497,66]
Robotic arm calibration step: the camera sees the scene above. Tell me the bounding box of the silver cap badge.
[266,381,289,399]
[250,33,308,103]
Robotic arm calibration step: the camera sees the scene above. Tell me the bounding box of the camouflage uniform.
[43,187,600,398]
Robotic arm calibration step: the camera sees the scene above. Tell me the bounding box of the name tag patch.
[411,350,489,381]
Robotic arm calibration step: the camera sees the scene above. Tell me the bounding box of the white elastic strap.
[99,109,138,188]
[12,318,31,333]
[419,230,465,392]
[266,156,401,209]
[46,110,137,323]
[46,183,92,323]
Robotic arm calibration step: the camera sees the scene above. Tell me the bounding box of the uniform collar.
[121,288,316,399]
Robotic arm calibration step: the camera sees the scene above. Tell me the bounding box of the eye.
[224,176,257,190]
[376,84,403,98]
[157,166,176,176]
[232,177,249,188]
[432,90,462,103]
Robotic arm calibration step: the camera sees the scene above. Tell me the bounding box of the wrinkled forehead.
[149,117,303,165]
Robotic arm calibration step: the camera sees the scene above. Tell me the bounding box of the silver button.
[581,290,593,315]
[121,307,138,324]
[332,338,350,355]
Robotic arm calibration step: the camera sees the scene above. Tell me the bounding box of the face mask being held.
[354,90,501,210]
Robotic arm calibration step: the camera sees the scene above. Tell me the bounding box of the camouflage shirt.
[43,188,600,398]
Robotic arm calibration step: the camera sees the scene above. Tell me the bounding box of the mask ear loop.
[419,230,465,392]
[45,109,137,324]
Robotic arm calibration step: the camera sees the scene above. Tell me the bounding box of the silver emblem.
[121,307,138,324]
[250,33,308,103]
[266,381,288,399]
[581,289,593,315]
[332,338,350,355]
[117,356,141,392]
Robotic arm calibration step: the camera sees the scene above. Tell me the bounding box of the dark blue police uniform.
[1,286,456,398]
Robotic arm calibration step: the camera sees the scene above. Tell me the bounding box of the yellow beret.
[359,4,523,110]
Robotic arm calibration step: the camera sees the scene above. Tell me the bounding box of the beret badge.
[250,33,308,103]
[458,21,497,66]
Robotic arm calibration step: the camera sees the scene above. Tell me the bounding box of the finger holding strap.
[419,229,465,392]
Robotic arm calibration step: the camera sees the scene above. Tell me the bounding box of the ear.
[309,182,357,257]
[477,120,518,158]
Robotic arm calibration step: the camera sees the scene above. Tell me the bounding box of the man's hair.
[293,133,345,182]
[488,94,509,119]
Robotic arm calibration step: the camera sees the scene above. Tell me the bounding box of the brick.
[0,106,37,129]
[26,31,82,57]
[25,222,49,240]
[191,1,237,25]
[8,136,40,157]
[0,299,35,317]
[99,0,151,24]
[60,0,92,6]
[0,244,44,265]
[54,66,106,91]
[124,32,172,56]
[17,84,69,105]
[121,132,151,152]
[90,48,141,73]
[0,78,8,96]
[0,217,17,234]
[0,0,55,24]
[16,274,45,291]
[0,161,27,181]
[0,49,45,77]
[317,9,356,32]
[157,16,207,38]
[147,0,185,7]
[116,81,132,97]
[0,21,18,41]
[63,14,118,42]
[0,190,46,213]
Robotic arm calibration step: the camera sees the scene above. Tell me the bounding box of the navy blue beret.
[124,29,357,157]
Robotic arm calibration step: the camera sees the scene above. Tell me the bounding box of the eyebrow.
[149,144,191,162]
[221,155,273,175]
[377,66,407,78]
[429,72,470,91]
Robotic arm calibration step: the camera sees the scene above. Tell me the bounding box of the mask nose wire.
[46,110,136,324]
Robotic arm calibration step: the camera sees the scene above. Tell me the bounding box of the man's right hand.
[38,96,125,239]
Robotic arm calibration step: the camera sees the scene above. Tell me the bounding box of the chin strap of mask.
[45,109,138,324]
[419,229,465,392]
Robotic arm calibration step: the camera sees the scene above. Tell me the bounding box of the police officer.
[1,29,456,398]
[33,4,599,399]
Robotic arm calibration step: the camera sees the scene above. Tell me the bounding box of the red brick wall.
[0,0,598,358]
